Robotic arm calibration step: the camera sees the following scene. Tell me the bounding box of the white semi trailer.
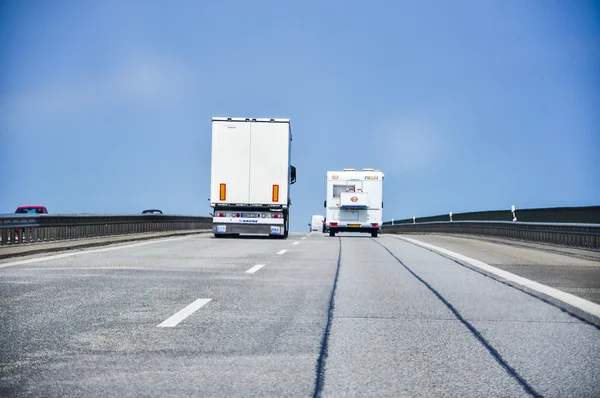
[210,117,296,238]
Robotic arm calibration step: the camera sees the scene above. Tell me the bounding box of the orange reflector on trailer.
[219,184,226,201]
[272,185,279,202]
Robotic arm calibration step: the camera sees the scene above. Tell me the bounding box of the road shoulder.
[388,233,600,327]
[0,230,210,261]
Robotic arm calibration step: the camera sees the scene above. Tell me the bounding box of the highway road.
[1,233,599,397]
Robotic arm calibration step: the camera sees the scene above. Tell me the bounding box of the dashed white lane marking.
[301,237,307,240]
[277,249,288,255]
[293,242,300,245]
[245,264,266,274]
[0,235,202,269]
[395,236,600,319]
[157,298,212,327]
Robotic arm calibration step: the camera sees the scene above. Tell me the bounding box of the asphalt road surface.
[1,233,599,397]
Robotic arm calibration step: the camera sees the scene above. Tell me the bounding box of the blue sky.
[1,0,598,231]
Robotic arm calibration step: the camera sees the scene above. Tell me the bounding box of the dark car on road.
[142,209,163,215]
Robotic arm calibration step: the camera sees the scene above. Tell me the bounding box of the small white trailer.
[324,168,384,237]
[310,215,325,232]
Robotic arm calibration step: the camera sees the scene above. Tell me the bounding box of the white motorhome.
[310,215,325,232]
[210,117,296,238]
[324,168,384,237]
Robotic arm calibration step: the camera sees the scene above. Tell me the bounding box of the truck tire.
[283,213,289,239]
[371,231,378,238]
[329,231,336,237]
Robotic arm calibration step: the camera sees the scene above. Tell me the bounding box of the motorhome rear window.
[333,185,355,198]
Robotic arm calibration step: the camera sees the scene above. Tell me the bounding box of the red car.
[13,206,47,236]
[15,206,48,214]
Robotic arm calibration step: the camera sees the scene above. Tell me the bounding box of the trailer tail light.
[371,223,379,227]
[219,184,226,201]
[216,212,226,217]
[272,213,282,219]
[330,222,338,227]
[272,185,279,202]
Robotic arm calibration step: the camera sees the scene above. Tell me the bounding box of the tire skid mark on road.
[372,238,542,398]
[392,236,600,331]
[312,237,342,398]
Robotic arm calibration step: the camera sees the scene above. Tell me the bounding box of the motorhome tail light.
[272,185,279,202]
[272,213,282,219]
[330,222,338,227]
[219,184,226,201]
[371,223,379,227]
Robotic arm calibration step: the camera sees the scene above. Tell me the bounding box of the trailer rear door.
[210,120,251,204]
[248,121,290,206]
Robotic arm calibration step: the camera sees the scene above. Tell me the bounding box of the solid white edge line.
[0,235,206,269]
[245,264,266,274]
[277,249,288,255]
[157,298,212,327]
[393,235,600,319]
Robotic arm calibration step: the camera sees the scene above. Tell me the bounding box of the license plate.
[349,224,361,228]
[242,213,258,218]
[271,226,281,234]
[216,225,226,233]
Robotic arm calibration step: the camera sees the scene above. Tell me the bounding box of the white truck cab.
[324,168,384,237]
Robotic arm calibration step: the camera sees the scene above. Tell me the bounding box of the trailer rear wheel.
[371,231,378,238]
[329,231,335,237]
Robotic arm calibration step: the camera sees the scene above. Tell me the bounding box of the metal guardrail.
[0,214,213,246]
[383,205,600,225]
[382,221,600,250]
